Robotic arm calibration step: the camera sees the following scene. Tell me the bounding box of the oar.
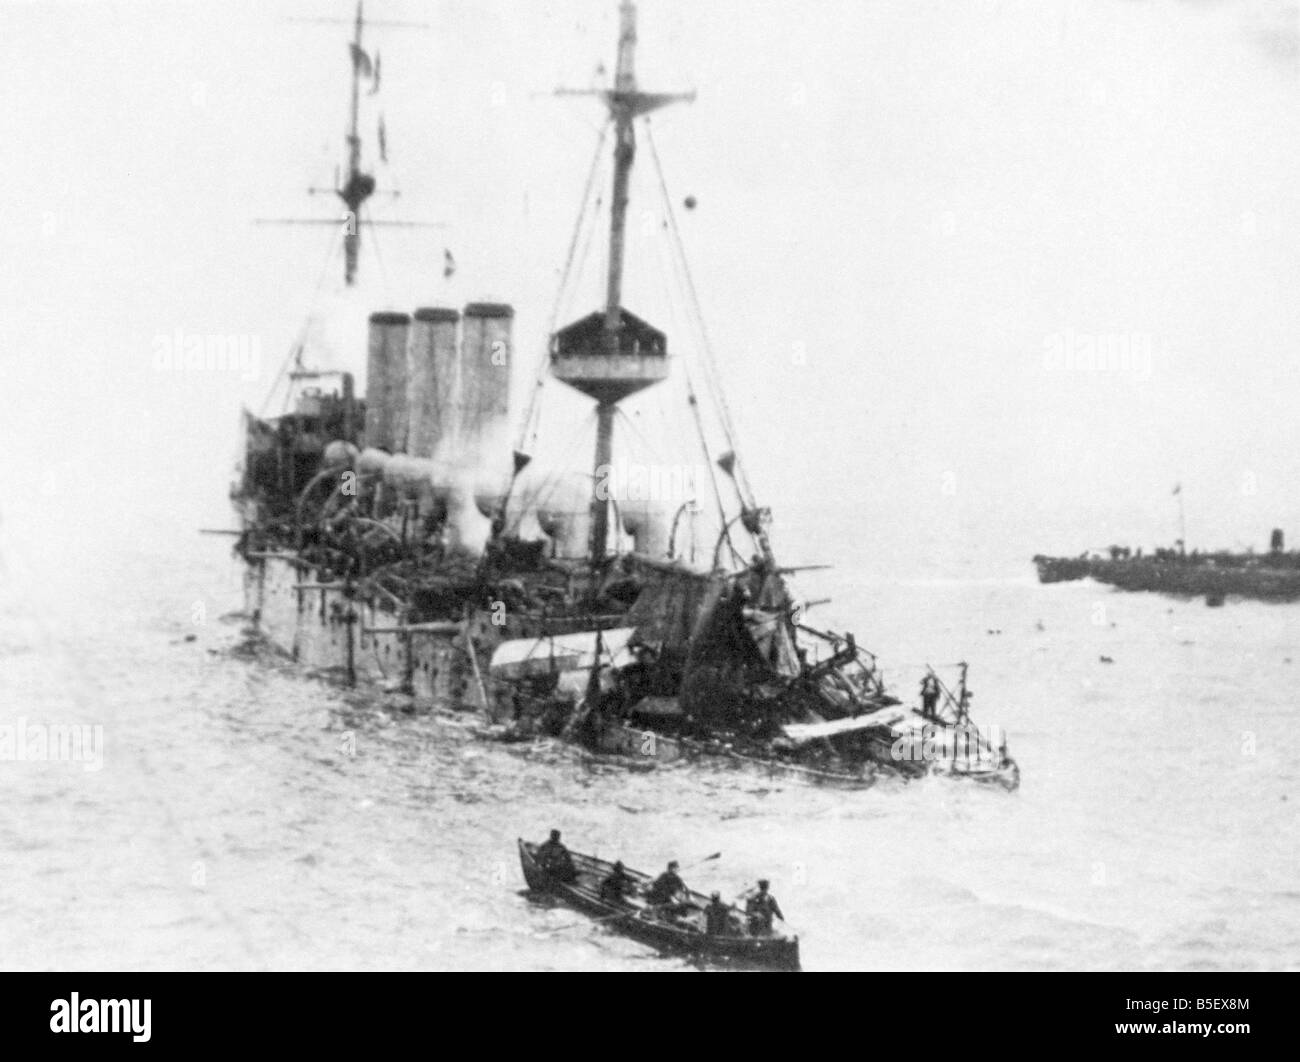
[651,853,723,913]
[678,852,722,872]
[536,900,692,937]
[535,908,643,936]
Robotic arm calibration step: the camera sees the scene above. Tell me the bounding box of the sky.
[0,0,1296,575]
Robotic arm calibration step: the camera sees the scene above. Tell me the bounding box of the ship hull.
[241,556,1019,791]
[244,559,880,783]
[245,555,482,705]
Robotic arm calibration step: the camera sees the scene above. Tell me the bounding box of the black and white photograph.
[0,0,1295,1021]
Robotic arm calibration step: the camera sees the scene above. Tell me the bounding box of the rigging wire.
[645,121,734,431]
[261,222,349,418]
[635,137,737,568]
[612,404,666,466]
[361,203,394,301]
[566,182,607,325]
[678,357,734,566]
[645,120,756,508]
[517,121,612,455]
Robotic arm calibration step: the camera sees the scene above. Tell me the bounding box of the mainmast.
[603,1,639,349]
[552,0,694,567]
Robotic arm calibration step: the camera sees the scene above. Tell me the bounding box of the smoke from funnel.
[421,302,513,558]
[426,420,512,558]
[440,466,495,558]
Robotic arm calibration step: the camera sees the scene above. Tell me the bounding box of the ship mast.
[340,1,374,286]
[603,1,639,350]
[553,0,694,567]
[348,2,365,182]
[261,2,435,288]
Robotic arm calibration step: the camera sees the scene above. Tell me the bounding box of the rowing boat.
[518,840,801,971]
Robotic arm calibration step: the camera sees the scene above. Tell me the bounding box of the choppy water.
[0,510,1296,972]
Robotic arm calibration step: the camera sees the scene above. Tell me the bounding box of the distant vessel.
[1035,529,1300,603]
[230,1,1018,792]
[1036,481,1300,604]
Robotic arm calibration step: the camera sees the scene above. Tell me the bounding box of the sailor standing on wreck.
[920,674,941,719]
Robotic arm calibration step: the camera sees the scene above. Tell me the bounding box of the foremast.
[261,1,435,289]
[339,1,378,286]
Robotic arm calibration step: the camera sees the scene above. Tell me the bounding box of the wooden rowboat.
[518,840,801,972]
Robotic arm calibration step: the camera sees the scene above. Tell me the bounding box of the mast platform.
[551,309,668,406]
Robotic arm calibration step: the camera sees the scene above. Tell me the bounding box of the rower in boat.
[599,861,636,905]
[535,829,578,883]
[705,893,735,937]
[745,880,785,936]
[646,861,693,916]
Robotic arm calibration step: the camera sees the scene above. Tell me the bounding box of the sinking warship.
[1035,528,1300,604]
[230,1,1019,792]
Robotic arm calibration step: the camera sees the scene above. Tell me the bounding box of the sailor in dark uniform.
[535,829,578,883]
[745,880,785,935]
[599,861,635,905]
[705,893,733,936]
[646,861,690,913]
[920,674,941,719]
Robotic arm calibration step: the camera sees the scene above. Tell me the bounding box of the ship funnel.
[460,303,514,439]
[457,303,515,516]
[365,312,412,453]
[407,307,460,460]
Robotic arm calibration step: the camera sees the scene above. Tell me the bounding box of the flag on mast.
[349,43,373,79]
